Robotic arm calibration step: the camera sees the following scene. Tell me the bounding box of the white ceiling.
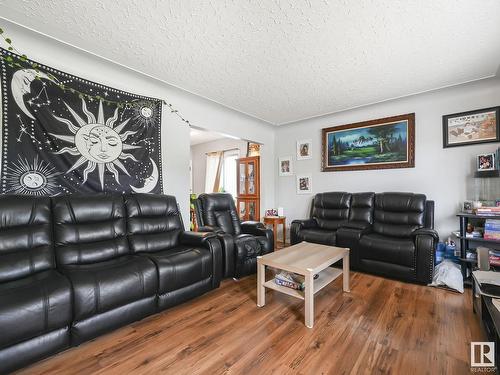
[189,128,226,146]
[1,1,500,125]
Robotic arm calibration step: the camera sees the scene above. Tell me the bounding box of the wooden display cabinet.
[236,156,260,221]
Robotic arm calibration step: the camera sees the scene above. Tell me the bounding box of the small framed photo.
[265,208,278,217]
[296,139,312,160]
[463,200,473,212]
[296,174,312,194]
[477,153,496,171]
[278,156,293,176]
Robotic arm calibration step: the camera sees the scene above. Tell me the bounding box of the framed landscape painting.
[321,113,415,172]
[442,107,500,148]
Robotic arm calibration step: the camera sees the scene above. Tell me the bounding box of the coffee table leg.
[305,271,314,328]
[257,259,266,307]
[343,252,350,292]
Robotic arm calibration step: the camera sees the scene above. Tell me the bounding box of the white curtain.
[205,151,223,193]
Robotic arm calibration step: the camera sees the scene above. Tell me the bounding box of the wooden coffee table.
[257,241,350,328]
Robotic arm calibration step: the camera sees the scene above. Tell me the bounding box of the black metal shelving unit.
[457,212,500,286]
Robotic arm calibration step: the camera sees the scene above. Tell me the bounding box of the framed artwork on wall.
[321,113,415,172]
[442,107,500,148]
[296,139,312,160]
[477,153,496,171]
[278,156,293,176]
[296,174,312,194]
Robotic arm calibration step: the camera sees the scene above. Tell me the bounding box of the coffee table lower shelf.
[263,267,343,300]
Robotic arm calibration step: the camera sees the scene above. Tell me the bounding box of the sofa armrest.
[241,221,274,250]
[342,221,372,231]
[413,228,439,284]
[241,221,265,235]
[291,218,317,229]
[197,225,224,235]
[179,231,222,288]
[290,219,318,245]
[412,228,439,241]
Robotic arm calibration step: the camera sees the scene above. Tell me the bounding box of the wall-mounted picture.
[278,156,293,176]
[477,153,496,171]
[321,113,415,172]
[443,107,500,148]
[296,174,312,194]
[296,139,312,160]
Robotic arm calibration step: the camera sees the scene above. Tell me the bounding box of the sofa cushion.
[0,195,54,283]
[349,192,375,225]
[125,194,183,253]
[0,270,71,349]
[311,192,351,230]
[52,195,129,266]
[359,233,415,268]
[372,193,426,238]
[144,246,212,294]
[61,255,157,322]
[297,228,336,246]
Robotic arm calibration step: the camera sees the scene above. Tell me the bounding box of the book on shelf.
[274,271,305,291]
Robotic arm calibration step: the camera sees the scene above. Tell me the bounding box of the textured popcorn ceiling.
[1,0,500,125]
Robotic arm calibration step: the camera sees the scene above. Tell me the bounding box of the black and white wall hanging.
[0,48,163,195]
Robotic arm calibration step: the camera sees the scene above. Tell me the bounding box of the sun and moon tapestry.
[0,48,163,195]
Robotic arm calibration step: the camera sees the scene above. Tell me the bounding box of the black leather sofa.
[291,192,438,284]
[194,193,274,278]
[0,193,222,374]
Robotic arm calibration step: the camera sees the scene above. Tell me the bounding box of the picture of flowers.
[322,113,415,172]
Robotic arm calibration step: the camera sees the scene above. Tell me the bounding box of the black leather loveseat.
[0,193,222,374]
[194,193,274,278]
[291,192,438,284]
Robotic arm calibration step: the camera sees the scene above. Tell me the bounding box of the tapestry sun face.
[0,48,163,195]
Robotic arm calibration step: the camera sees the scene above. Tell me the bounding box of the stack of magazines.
[274,271,305,290]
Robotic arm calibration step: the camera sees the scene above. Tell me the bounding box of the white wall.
[275,77,500,239]
[0,19,276,225]
[190,138,248,195]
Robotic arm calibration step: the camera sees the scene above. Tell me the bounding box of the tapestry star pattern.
[0,48,163,195]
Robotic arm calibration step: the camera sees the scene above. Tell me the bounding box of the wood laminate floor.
[18,271,483,375]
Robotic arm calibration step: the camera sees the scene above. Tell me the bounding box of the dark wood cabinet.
[236,156,260,221]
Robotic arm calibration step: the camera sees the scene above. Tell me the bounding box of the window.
[221,150,239,198]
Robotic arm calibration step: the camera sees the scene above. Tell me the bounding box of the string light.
[0,27,194,127]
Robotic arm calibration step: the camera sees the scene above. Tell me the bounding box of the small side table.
[263,216,286,250]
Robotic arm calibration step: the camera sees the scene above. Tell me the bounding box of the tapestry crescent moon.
[130,158,159,193]
[11,69,55,119]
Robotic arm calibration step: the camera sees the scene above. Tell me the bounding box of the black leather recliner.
[291,192,438,284]
[125,194,222,310]
[195,193,274,278]
[0,196,72,374]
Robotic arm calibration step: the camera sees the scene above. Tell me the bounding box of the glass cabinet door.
[239,200,246,219]
[239,162,246,195]
[248,200,256,221]
[247,161,255,195]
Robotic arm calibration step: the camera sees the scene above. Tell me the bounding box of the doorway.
[189,127,261,229]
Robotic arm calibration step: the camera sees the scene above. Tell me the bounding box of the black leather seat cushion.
[0,270,71,349]
[296,228,336,246]
[359,233,415,268]
[61,255,157,322]
[145,246,212,294]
